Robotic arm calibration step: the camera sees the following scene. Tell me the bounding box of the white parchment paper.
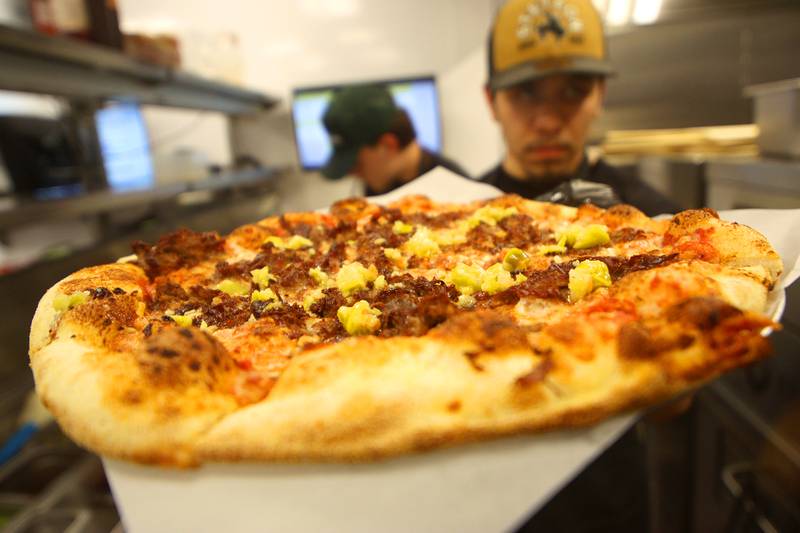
[104,168,800,533]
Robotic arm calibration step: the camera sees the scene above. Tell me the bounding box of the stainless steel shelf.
[0,167,279,229]
[706,157,800,194]
[0,25,279,114]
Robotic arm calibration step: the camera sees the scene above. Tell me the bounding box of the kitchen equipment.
[745,78,800,158]
[0,115,83,197]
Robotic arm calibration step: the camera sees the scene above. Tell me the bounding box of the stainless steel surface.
[594,6,800,134]
[0,445,120,533]
[0,24,278,114]
[706,157,800,209]
[0,167,278,230]
[636,156,705,210]
[745,78,800,158]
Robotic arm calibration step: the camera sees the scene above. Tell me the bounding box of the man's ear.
[484,85,498,121]
[592,78,607,119]
[596,78,607,103]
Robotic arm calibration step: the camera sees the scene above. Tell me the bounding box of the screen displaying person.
[321,84,468,196]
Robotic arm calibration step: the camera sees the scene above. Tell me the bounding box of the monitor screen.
[292,77,441,171]
[95,102,154,191]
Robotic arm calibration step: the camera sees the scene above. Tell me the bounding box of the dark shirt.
[364,148,470,197]
[478,157,680,216]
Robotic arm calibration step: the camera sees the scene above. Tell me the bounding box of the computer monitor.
[95,101,154,191]
[291,76,441,171]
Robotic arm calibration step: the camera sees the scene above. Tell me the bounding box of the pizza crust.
[666,209,783,287]
[30,265,241,466]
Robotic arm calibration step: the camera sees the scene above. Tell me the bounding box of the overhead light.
[606,0,631,26]
[338,29,375,46]
[632,0,663,25]
[261,40,303,57]
[298,0,360,18]
[591,0,609,15]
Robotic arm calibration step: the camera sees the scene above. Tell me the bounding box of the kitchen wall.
[117,0,503,209]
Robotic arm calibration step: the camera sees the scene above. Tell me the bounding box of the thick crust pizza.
[29,195,782,467]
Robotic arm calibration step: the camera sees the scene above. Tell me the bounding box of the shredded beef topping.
[198,294,251,329]
[465,224,503,253]
[405,211,465,228]
[593,253,679,280]
[476,253,678,306]
[215,260,250,280]
[315,241,348,271]
[309,288,347,318]
[371,275,458,337]
[310,317,346,343]
[251,303,308,339]
[497,214,543,247]
[132,228,224,279]
[134,197,686,358]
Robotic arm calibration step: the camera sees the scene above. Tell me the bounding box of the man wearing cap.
[481,0,678,216]
[321,84,468,196]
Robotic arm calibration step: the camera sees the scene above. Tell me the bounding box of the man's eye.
[563,83,592,101]
[514,87,539,103]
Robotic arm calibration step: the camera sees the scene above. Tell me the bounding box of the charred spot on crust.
[91,287,112,299]
[617,321,695,360]
[138,327,235,392]
[131,228,225,279]
[605,204,646,219]
[618,322,656,359]
[666,297,742,330]
[435,311,532,354]
[66,293,139,343]
[446,400,462,412]
[515,358,554,388]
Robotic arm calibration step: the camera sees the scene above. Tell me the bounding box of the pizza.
[29,194,783,467]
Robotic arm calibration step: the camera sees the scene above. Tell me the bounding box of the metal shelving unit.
[0,24,278,114]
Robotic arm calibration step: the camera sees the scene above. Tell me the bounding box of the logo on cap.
[516,0,585,49]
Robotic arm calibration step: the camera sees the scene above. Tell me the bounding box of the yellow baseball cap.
[488,0,615,90]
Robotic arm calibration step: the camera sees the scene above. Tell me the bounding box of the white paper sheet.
[104,168,800,533]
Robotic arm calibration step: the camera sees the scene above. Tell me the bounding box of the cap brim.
[489,57,616,91]
[321,147,359,180]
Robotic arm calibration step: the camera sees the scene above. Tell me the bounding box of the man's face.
[352,135,400,193]
[487,74,605,180]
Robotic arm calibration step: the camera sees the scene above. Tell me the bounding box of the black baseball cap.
[321,84,399,180]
